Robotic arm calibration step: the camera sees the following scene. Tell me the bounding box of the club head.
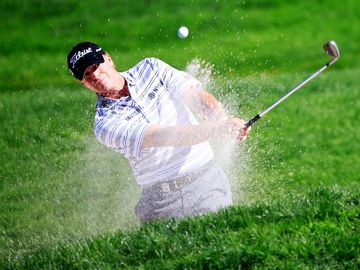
[323,41,340,61]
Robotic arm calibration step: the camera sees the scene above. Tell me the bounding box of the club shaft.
[245,61,332,128]
[260,64,328,117]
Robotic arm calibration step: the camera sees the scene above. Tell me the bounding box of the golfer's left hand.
[225,118,251,141]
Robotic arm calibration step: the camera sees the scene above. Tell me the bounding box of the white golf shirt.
[94,58,214,188]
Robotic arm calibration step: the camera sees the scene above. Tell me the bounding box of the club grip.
[245,114,261,128]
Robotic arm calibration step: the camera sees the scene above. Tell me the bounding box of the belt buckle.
[173,178,185,189]
[161,182,171,193]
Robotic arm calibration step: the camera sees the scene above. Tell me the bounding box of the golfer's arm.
[141,121,227,148]
[183,86,227,120]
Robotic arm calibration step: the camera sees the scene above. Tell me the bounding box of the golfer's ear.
[104,53,114,66]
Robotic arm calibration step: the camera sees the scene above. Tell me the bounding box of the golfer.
[67,42,250,224]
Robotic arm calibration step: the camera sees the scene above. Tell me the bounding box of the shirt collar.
[120,70,138,99]
[120,70,135,87]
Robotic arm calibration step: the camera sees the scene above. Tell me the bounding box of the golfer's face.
[81,55,119,95]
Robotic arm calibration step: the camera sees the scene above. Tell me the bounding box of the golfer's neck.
[105,78,130,99]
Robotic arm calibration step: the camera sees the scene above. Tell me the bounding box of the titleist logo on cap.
[70,47,93,68]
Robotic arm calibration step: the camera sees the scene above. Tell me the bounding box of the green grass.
[1,0,359,91]
[1,0,359,268]
[4,187,360,269]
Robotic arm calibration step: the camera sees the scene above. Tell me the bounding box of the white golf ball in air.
[178,26,189,39]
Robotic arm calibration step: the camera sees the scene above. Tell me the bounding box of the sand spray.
[186,59,252,204]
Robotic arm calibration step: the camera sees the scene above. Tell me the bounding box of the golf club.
[245,40,340,128]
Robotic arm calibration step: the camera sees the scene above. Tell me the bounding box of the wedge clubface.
[324,40,340,64]
[245,41,340,128]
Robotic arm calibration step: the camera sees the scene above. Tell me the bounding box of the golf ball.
[178,26,189,39]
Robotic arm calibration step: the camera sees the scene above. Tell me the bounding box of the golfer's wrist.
[215,118,232,137]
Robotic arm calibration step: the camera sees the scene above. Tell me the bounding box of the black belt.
[147,160,215,193]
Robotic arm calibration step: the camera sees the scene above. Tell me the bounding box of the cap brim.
[75,55,105,80]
